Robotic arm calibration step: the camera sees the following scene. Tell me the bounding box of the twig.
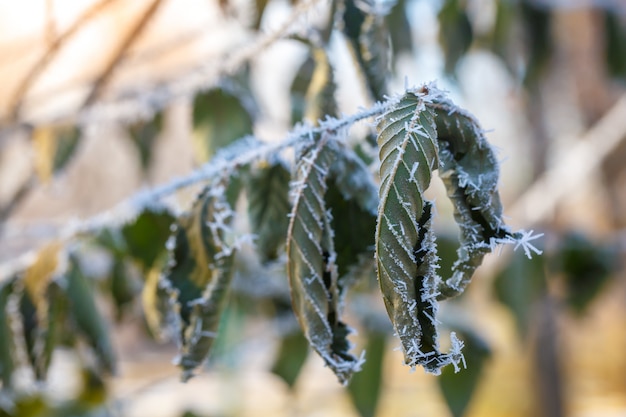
[81,0,165,108]
[6,0,119,121]
[0,98,391,282]
[3,0,323,132]
[510,94,626,224]
[0,174,37,223]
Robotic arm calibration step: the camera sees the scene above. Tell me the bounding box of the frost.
[513,230,544,259]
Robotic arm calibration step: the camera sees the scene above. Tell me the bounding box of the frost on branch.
[152,183,237,382]
[286,133,363,384]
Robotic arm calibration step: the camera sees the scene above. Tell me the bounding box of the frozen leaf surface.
[287,134,363,384]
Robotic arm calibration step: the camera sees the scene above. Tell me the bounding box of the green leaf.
[347,331,386,417]
[246,157,291,262]
[271,330,310,388]
[376,90,462,373]
[438,328,491,417]
[386,0,412,57]
[65,255,116,374]
[37,281,68,379]
[550,232,618,315]
[32,125,81,181]
[494,249,546,339]
[520,2,552,87]
[157,184,237,381]
[0,277,19,388]
[326,145,377,279]
[192,89,254,162]
[604,11,626,80]
[342,0,391,102]
[290,55,316,125]
[438,0,473,76]
[121,207,175,271]
[429,93,517,300]
[126,111,163,172]
[287,135,362,384]
[304,47,338,124]
[108,258,140,321]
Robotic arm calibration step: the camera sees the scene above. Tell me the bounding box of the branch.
[3,0,323,131]
[6,0,119,121]
[510,94,626,224]
[0,98,392,282]
[81,0,165,108]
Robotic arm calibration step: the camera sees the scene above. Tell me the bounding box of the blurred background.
[0,0,625,416]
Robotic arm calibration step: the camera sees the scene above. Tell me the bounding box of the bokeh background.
[0,0,625,416]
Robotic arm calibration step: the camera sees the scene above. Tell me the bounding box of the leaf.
[126,111,163,172]
[37,281,68,379]
[438,328,491,417]
[290,55,316,125]
[156,184,237,381]
[438,0,473,76]
[386,0,412,57]
[271,330,310,388]
[246,157,291,262]
[376,90,462,373]
[287,134,363,384]
[342,0,391,102]
[303,47,338,124]
[121,206,176,271]
[192,89,254,162]
[65,255,116,374]
[347,331,386,417]
[429,93,517,300]
[550,231,618,315]
[604,11,626,80]
[108,258,140,321]
[32,125,81,181]
[326,145,377,279]
[0,277,19,388]
[494,249,546,339]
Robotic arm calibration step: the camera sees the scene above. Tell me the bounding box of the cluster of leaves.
[5,1,600,416]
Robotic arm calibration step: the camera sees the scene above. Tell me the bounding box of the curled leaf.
[156,184,237,381]
[428,95,516,300]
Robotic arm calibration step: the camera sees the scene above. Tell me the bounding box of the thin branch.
[2,0,322,132]
[510,94,626,224]
[81,0,165,108]
[6,0,119,121]
[0,174,37,223]
[0,98,391,281]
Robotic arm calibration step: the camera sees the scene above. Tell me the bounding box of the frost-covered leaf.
[270,330,309,388]
[376,90,462,373]
[438,328,491,417]
[65,255,116,374]
[192,89,253,162]
[290,55,316,125]
[287,134,363,384]
[156,185,237,381]
[32,125,80,181]
[438,0,473,76]
[346,331,386,417]
[126,111,163,172]
[429,94,517,300]
[342,0,391,102]
[246,157,291,262]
